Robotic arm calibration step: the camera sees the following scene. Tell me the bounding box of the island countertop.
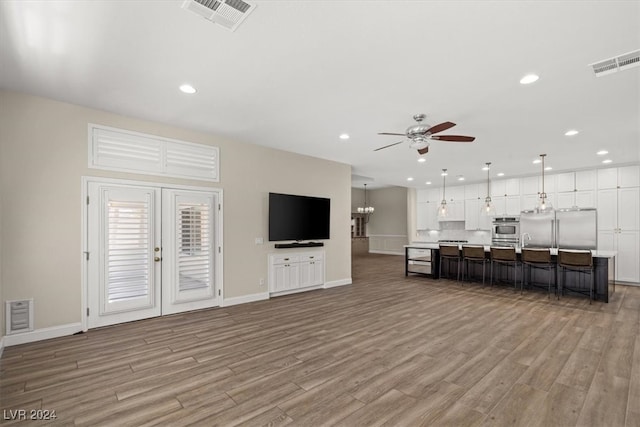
[406,242,617,258]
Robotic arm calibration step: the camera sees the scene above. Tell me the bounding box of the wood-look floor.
[2,253,640,426]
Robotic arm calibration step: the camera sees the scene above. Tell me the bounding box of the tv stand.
[275,242,324,249]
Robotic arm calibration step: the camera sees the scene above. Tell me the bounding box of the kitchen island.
[405,243,616,303]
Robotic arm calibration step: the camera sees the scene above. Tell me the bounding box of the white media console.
[268,250,325,296]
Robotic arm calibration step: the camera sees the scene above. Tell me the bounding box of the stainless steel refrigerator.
[520,207,597,249]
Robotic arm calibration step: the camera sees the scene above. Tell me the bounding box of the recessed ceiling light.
[482,166,489,171]
[497,172,505,177]
[418,158,426,163]
[339,133,350,140]
[457,176,465,181]
[603,159,613,164]
[179,84,196,94]
[520,74,539,84]
[533,159,542,164]
[565,130,579,136]
[597,150,609,155]
[407,177,414,181]
[441,172,448,176]
[425,181,432,185]
[545,166,552,171]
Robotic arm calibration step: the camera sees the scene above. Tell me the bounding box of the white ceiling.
[1,1,639,189]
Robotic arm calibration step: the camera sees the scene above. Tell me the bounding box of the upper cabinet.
[491,178,520,197]
[598,166,640,189]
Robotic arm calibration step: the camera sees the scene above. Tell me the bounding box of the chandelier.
[357,184,374,220]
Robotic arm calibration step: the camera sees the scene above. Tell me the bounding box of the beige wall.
[367,187,408,236]
[0,90,352,336]
[351,186,409,254]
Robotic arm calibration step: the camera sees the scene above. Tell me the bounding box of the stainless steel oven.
[492,216,520,246]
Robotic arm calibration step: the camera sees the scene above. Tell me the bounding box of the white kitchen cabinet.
[417,201,439,230]
[556,170,596,209]
[465,183,480,200]
[575,170,596,191]
[438,200,464,221]
[493,195,521,216]
[598,166,640,189]
[446,185,465,202]
[556,173,575,193]
[557,190,595,209]
[464,198,491,230]
[598,230,640,284]
[597,186,640,283]
[269,251,325,295]
[521,176,541,195]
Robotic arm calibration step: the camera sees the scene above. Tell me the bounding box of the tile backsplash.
[416,221,492,245]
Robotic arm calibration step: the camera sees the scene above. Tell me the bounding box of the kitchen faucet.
[521,233,531,247]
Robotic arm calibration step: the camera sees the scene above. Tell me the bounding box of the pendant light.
[357,184,374,222]
[481,162,496,216]
[437,169,448,218]
[536,154,553,213]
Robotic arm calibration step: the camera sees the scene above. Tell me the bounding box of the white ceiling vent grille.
[182,0,256,31]
[590,49,640,77]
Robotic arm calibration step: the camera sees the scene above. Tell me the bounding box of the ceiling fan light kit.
[375,113,475,156]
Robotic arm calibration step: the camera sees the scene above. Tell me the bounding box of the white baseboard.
[222,292,270,307]
[3,323,82,347]
[324,278,352,289]
[369,250,404,256]
[270,285,324,298]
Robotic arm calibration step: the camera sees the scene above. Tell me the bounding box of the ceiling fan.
[375,113,476,155]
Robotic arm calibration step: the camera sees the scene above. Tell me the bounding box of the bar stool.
[521,248,556,298]
[558,250,594,304]
[462,245,488,286]
[439,244,461,282]
[490,246,520,291]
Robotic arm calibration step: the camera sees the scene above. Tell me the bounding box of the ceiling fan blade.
[426,121,456,135]
[378,132,406,136]
[374,140,405,151]
[417,147,429,155]
[431,135,476,142]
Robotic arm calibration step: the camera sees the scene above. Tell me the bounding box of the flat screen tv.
[269,193,330,241]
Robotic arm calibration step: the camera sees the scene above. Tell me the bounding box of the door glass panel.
[178,202,211,292]
[107,200,151,301]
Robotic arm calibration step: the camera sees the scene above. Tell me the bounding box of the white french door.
[161,189,218,315]
[86,181,220,328]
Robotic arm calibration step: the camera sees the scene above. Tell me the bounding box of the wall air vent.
[182,0,256,32]
[590,49,640,77]
[6,299,34,335]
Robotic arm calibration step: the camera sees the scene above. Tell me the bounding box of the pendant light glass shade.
[437,169,448,218]
[481,162,496,217]
[536,154,553,213]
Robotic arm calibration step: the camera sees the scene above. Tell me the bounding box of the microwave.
[492,217,520,241]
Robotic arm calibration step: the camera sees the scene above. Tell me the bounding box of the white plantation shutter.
[89,124,219,182]
[107,200,151,301]
[162,189,218,314]
[178,203,211,291]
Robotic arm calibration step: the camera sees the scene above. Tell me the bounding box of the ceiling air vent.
[182,0,256,31]
[590,49,640,77]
